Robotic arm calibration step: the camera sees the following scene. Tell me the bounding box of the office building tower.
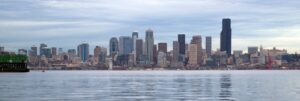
[206,36,212,56]
[0,46,4,53]
[220,18,232,55]
[99,47,107,64]
[119,36,132,55]
[191,35,203,65]
[58,48,63,55]
[77,43,89,62]
[153,44,157,64]
[39,43,47,56]
[172,41,179,62]
[44,47,52,58]
[109,37,119,56]
[94,46,101,62]
[158,43,167,53]
[188,44,198,65]
[248,46,258,54]
[145,29,154,64]
[178,34,185,55]
[136,39,143,62]
[30,46,38,56]
[51,47,57,56]
[18,49,27,55]
[132,31,138,64]
[68,49,76,56]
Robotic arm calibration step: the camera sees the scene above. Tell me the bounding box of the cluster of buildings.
[1,18,300,70]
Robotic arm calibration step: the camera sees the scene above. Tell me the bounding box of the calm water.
[1,70,300,101]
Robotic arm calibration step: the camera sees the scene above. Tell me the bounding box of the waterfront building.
[206,36,212,57]
[77,43,89,62]
[157,51,167,68]
[145,29,154,64]
[178,34,185,55]
[158,43,167,54]
[94,46,101,63]
[58,48,63,55]
[220,18,232,55]
[248,46,258,54]
[39,43,47,56]
[153,44,157,65]
[18,49,27,55]
[172,41,179,66]
[51,47,57,57]
[132,31,138,64]
[191,35,203,66]
[99,47,107,64]
[119,36,132,55]
[259,45,266,65]
[188,44,198,66]
[136,39,143,63]
[0,47,4,53]
[109,37,119,56]
[67,49,76,60]
[30,46,38,56]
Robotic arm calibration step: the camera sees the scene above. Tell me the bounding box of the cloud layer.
[0,0,299,53]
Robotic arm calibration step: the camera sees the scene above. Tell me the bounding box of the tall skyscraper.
[136,39,143,62]
[178,34,185,55]
[109,37,119,56]
[0,46,4,54]
[145,29,154,64]
[191,35,203,65]
[18,49,27,55]
[172,41,179,62]
[119,36,132,55]
[153,44,157,65]
[248,46,258,54]
[158,43,167,53]
[206,36,212,56]
[67,49,76,58]
[77,43,89,62]
[132,32,138,64]
[98,47,107,64]
[132,31,138,53]
[51,47,57,56]
[58,48,63,55]
[30,46,37,56]
[94,46,101,61]
[220,18,232,55]
[188,44,198,65]
[39,43,47,56]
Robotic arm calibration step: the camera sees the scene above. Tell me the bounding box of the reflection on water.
[1,71,300,101]
[219,74,233,101]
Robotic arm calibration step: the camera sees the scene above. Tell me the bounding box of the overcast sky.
[0,0,300,53]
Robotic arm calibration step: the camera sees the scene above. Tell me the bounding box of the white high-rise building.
[145,29,154,64]
[132,31,138,64]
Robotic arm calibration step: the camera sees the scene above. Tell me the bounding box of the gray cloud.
[0,0,299,53]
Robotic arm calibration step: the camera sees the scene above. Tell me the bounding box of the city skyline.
[0,0,300,53]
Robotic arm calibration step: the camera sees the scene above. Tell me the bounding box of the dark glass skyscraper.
[178,34,185,55]
[77,43,89,62]
[109,37,118,56]
[119,36,132,55]
[220,18,232,55]
[145,29,154,64]
[206,36,212,56]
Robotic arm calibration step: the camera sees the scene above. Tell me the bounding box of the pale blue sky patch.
[0,0,299,53]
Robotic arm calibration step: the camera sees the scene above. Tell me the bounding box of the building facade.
[145,29,154,64]
[206,36,212,57]
[220,18,232,55]
[77,43,89,62]
[109,37,119,56]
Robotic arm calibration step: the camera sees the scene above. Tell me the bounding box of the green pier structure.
[0,54,29,72]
